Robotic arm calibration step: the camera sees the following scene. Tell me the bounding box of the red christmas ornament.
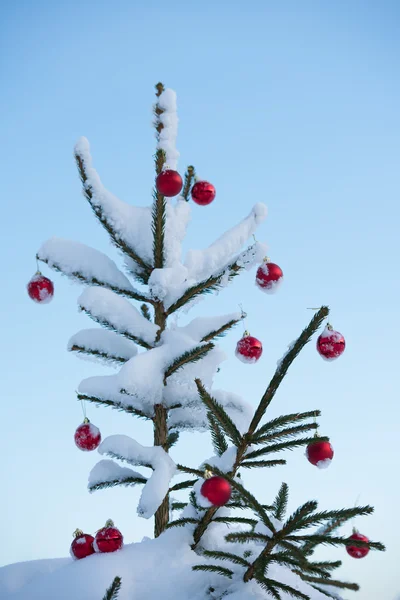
[346,531,370,559]
[200,476,231,506]
[94,520,123,553]
[156,169,183,197]
[317,324,345,361]
[191,181,216,206]
[27,271,54,304]
[235,331,263,364]
[74,418,101,452]
[70,529,95,560]
[256,259,283,294]
[306,440,334,469]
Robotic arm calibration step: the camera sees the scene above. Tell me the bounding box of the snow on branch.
[99,435,176,519]
[78,287,159,349]
[88,459,147,492]
[68,328,138,365]
[156,88,179,170]
[177,312,244,343]
[37,236,139,294]
[78,374,152,418]
[74,137,153,282]
[184,203,267,283]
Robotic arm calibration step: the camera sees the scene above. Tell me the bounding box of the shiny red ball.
[346,532,370,559]
[74,420,101,452]
[317,326,345,361]
[256,261,283,293]
[156,169,183,197]
[306,440,334,468]
[191,181,216,205]
[235,334,263,364]
[94,521,123,553]
[27,272,54,304]
[201,476,231,506]
[70,532,95,560]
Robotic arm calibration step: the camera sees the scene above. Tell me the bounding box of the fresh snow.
[78,287,159,345]
[157,88,179,170]
[176,312,243,342]
[89,459,145,488]
[98,435,176,518]
[78,373,152,416]
[38,237,136,294]
[68,328,138,363]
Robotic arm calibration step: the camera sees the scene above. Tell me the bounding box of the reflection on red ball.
[306,440,334,469]
[200,476,231,506]
[191,181,216,205]
[74,420,101,452]
[27,272,54,304]
[235,334,263,364]
[256,261,283,293]
[346,532,370,559]
[317,326,345,361]
[94,521,123,553]
[156,170,183,197]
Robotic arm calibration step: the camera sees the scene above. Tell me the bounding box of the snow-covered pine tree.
[33,83,383,600]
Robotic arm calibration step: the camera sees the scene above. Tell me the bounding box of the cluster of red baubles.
[70,520,123,560]
[155,168,216,205]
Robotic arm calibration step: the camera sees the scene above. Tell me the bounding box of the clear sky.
[1,1,399,598]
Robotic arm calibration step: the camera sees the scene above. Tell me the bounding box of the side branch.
[77,394,151,420]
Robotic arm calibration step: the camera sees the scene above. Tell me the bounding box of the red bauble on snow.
[317,324,345,361]
[255,259,283,294]
[70,529,95,560]
[94,520,124,553]
[27,271,54,304]
[346,531,370,559]
[200,476,232,506]
[235,332,263,364]
[74,418,101,452]
[306,440,334,469]
[191,181,216,206]
[156,169,183,197]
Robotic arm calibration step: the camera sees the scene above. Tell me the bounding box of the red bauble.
[346,531,370,559]
[74,419,101,452]
[306,440,334,469]
[156,169,183,197]
[191,181,216,206]
[70,529,95,560]
[317,325,345,361]
[94,520,123,553]
[256,260,283,294]
[235,332,263,364]
[27,272,54,304]
[200,476,231,506]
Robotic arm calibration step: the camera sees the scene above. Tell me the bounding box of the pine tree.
[36,83,384,600]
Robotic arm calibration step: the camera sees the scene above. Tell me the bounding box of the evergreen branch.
[257,580,281,600]
[225,532,271,544]
[102,450,153,470]
[241,459,286,469]
[70,344,128,364]
[202,550,251,567]
[294,573,359,592]
[245,437,329,461]
[252,411,321,441]
[140,303,152,321]
[164,344,214,383]
[196,380,242,445]
[37,256,150,303]
[309,586,341,599]
[166,261,243,315]
[294,506,374,533]
[166,431,179,450]
[287,534,385,552]
[176,464,206,478]
[192,564,233,578]
[74,153,152,284]
[102,576,122,600]
[169,478,198,492]
[200,316,244,343]
[281,501,318,536]
[306,560,342,572]
[273,483,289,521]
[77,393,150,420]
[207,412,228,457]
[247,307,329,437]
[213,517,258,526]
[171,502,187,511]
[78,305,153,349]
[181,166,196,201]
[89,475,147,493]
[165,517,200,529]
[258,578,309,600]
[253,423,318,444]
[302,519,345,555]
[152,188,166,269]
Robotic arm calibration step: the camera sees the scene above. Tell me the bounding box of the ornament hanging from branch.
[74,418,101,452]
[317,324,346,361]
[191,180,216,205]
[200,476,231,506]
[306,439,334,469]
[27,271,54,304]
[156,169,183,197]
[235,331,263,364]
[346,530,370,559]
[256,258,283,294]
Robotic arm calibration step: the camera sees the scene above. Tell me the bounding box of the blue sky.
[1,1,399,598]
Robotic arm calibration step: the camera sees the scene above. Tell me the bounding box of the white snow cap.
[98,435,176,519]
[157,88,179,170]
[68,328,138,363]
